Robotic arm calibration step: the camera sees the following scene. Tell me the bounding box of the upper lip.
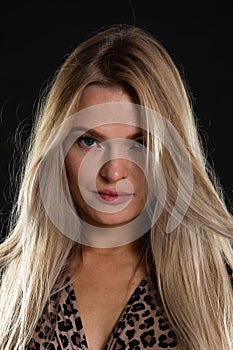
[97,190,132,196]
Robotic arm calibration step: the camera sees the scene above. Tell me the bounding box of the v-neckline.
[104,276,149,349]
[67,274,149,349]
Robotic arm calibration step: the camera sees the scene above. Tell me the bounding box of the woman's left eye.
[76,136,99,149]
[132,139,145,148]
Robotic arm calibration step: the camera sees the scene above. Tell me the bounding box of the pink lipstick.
[96,190,133,204]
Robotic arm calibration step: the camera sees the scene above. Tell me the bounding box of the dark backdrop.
[0,2,232,236]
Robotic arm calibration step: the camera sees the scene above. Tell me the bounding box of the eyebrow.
[71,126,144,140]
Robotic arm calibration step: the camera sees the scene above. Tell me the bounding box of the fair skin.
[66,84,148,350]
[65,86,148,229]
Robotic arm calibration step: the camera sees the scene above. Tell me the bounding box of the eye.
[76,135,99,149]
[133,138,146,148]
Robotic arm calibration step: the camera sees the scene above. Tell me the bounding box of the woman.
[0,24,232,350]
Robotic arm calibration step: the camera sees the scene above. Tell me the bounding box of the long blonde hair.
[0,24,233,349]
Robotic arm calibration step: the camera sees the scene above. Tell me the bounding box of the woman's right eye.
[76,136,99,149]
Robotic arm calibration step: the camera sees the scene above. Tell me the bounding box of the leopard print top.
[28,274,178,349]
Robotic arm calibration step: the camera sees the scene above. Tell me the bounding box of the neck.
[70,236,147,278]
[80,237,143,260]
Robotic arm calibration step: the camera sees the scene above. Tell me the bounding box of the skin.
[65,85,148,228]
[66,84,148,350]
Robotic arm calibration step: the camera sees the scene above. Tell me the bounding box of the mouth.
[95,190,133,204]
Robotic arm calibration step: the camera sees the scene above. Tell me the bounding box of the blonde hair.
[0,24,233,349]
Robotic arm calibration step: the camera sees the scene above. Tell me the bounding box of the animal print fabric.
[28,274,178,349]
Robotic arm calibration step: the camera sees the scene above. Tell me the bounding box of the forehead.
[78,84,135,110]
[70,101,143,134]
[75,84,141,129]
[78,123,144,139]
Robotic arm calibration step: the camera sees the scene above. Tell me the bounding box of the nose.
[99,158,129,182]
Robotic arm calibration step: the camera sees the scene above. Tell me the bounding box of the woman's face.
[65,84,148,228]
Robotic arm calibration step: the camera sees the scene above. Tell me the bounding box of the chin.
[85,212,141,228]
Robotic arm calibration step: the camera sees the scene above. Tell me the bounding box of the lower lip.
[96,192,133,204]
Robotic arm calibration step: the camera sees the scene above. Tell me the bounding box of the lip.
[94,190,133,204]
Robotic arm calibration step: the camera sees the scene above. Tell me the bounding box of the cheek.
[65,152,81,184]
[130,165,148,198]
[65,151,94,194]
[132,164,147,182]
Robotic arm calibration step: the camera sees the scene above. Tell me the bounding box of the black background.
[0,2,232,236]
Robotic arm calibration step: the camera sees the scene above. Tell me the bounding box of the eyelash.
[76,135,99,149]
[76,135,146,149]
